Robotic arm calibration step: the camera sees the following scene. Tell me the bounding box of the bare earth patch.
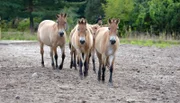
[0,41,180,103]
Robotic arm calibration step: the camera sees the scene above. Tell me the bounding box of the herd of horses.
[37,13,120,86]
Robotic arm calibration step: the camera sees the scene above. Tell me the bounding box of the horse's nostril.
[110,40,116,45]
[80,40,85,44]
[59,32,64,36]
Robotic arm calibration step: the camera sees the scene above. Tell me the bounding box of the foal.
[95,18,120,85]
[70,18,93,78]
[37,13,67,69]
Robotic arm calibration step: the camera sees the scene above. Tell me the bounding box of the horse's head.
[77,18,87,45]
[91,24,101,36]
[56,13,67,37]
[108,18,120,45]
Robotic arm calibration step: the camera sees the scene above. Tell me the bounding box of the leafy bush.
[0,20,11,31]
[17,19,30,31]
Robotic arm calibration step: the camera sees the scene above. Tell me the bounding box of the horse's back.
[38,20,56,46]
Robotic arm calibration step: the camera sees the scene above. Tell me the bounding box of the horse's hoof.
[84,71,88,77]
[79,75,83,80]
[59,65,63,70]
[42,65,45,67]
[93,70,96,74]
[108,82,113,87]
[98,77,101,81]
[52,66,56,70]
[70,65,72,69]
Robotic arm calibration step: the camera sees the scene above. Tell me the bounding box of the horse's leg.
[40,43,44,67]
[59,46,65,70]
[92,49,96,73]
[79,57,83,79]
[74,50,77,70]
[84,54,89,77]
[96,51,102,81]
[101,54,107,83]
[70,49,73,69]
[102,64,106,83]
[108,55,115,86]
[50,47,55,69]
[77,55,79,66]
[53,47,58,68]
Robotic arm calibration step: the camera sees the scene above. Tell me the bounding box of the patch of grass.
[1,32,37,40]
[120,38,180,48]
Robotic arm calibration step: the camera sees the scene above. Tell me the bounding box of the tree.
[85,0,104,23]
[103,0,134,22]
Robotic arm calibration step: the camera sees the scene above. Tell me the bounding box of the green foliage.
[103,0,134,21]
[120,39,180,48]
[1,31,37,40]
[17,19,30,31]
[0,0,180,39]
[0,20,10,31]
[85,0,104,23]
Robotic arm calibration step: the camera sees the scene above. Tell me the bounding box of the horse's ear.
[82,19,86,24]
[56,14,59,18]
[64,13,67,18]
[78,19,81,24]
[108,18,112,24]
[116,19,120,24]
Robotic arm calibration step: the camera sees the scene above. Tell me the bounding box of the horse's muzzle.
[80,40,85,44]
[59,32,64,37]
[110,39,116,45]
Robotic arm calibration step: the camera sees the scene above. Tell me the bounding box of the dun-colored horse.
[70,18,93,78]
[69,23,100,73]
[95,18,120,85]
[37,13,67,69]
[88,24,101,73]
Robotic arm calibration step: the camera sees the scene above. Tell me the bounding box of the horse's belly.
[39,32,52,46]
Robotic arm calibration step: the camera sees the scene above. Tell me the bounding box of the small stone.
[32,72,38,78]
[152,98,157,101]
[15,96,20,99]
[82,100,86,103]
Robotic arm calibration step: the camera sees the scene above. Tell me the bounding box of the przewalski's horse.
[87,24,101,73]
[70,18,93,78]
[95,18,120,85]
[37,13,67,69]
[69,23,100,72]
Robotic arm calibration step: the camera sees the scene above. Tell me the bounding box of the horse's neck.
[53,23,58,32]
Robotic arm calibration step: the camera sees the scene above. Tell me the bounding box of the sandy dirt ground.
[0,41,180,103]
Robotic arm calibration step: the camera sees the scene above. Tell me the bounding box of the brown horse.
[69,23,100,72]
[70,18,93,78]
[37,13,67,69]
[87,24,101,73]
[95,18,120,86]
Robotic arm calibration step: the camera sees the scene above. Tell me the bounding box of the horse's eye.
[78,28,79,31]
[108,27,110,30]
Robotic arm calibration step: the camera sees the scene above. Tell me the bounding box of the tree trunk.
[29,12,34,34]
[29,0,34,34]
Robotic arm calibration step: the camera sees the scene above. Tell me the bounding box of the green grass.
[1,31,37,40]
[1,31,180,48]
[120,38,180,48]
